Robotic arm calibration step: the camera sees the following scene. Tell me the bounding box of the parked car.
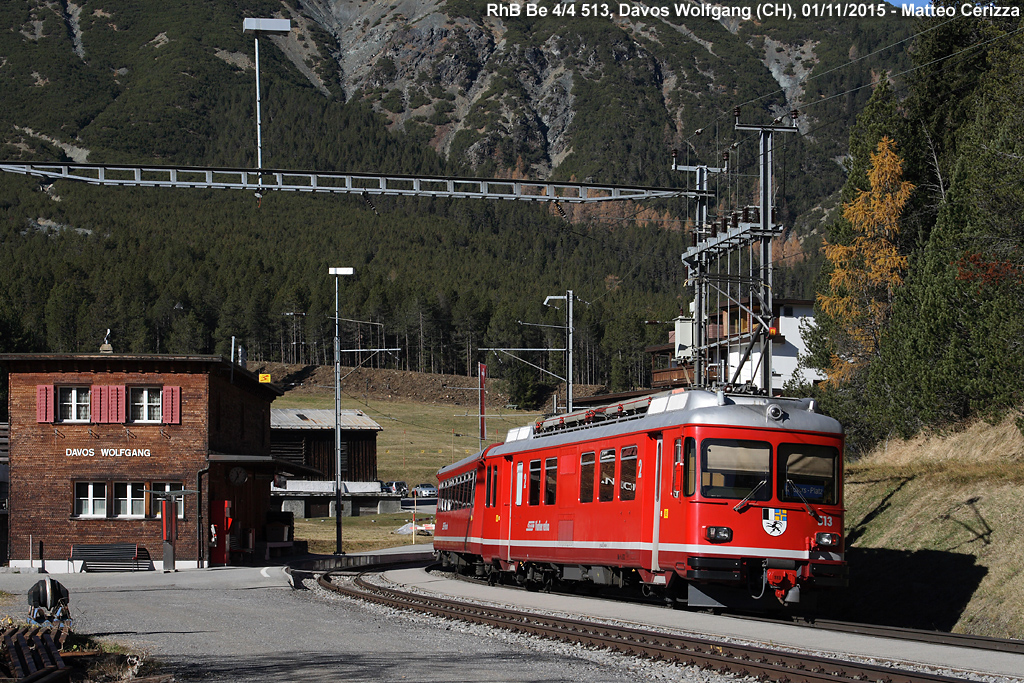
[410,483,437,498]
[384,481,408,496]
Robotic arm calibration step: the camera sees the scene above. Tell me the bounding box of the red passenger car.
[434,388,846,610]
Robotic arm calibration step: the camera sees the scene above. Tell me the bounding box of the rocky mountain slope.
[291,0,910,202]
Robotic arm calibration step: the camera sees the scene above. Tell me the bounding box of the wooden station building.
[0,352,307,572]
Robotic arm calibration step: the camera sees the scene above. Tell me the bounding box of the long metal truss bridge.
[0,162,709,204]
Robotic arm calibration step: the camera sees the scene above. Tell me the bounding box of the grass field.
[294,513,435,554]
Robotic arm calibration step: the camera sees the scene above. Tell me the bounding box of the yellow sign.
[259,374,271,383]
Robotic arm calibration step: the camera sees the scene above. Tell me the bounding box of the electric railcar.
[434,388,847,610]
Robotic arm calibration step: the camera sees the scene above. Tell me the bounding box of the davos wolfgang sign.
[66,447,152,457]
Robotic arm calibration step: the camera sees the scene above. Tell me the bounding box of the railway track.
[434,564,1024,658]
[314,566,978,683]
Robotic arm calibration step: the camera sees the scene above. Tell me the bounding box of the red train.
[434,388,847,610]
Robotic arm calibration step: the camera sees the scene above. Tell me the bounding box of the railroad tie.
[4,631,26,679]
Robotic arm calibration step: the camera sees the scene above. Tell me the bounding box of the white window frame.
[151,482,185,518]
[74,482,106,517]
[130,387,162,423]
[59,387,91,423]
[114,482,147,517]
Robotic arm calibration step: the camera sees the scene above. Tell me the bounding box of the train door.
[480,460,498,562]
[557,448,576,553]
[661,432,696,563]
[649,433,664,571]
[509,459,523,561]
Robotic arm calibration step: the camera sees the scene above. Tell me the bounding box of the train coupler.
[766,567,799,603]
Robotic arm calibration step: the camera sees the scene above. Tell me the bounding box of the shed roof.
[271,408,382,432]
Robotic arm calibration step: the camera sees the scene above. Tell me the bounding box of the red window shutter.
[91,386,101,423]
[36,385,55,423]
[162,386,181,424]
[112,385,126,423]
[95,386,123,424]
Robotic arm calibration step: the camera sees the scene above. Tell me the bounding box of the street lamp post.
[242,18,291,197]
[329,267,354,554]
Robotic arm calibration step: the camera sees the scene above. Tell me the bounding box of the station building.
[0,351,300,572]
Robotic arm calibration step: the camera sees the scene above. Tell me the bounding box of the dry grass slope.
[839,410,1024,638]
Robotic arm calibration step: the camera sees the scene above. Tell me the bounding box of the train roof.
[438,389,842,477]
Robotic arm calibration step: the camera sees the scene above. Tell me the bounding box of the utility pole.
[329,267,353,554]
[543,291,575,413]
[672,149,726,388]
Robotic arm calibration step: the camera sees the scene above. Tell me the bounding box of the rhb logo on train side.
[525,520,550,532]
[762,508,787,536]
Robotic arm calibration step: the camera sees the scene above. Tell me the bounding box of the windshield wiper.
[786,479,823,523]
[733,478,767,512]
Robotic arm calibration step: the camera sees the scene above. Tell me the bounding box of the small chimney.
[99,328,113,354]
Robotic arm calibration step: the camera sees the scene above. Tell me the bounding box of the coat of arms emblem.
[762,507,787,536]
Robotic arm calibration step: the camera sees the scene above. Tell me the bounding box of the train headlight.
[815,532,840,547]
[705,526,733,543]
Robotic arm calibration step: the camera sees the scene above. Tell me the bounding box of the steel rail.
[318,570,972,683]
[807,618,1024,655]
[0,162,709,204]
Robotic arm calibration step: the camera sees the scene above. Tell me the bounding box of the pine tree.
[872,25,1024,432]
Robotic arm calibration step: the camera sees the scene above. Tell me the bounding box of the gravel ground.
[306,574,752,683]
[0,567,748,682]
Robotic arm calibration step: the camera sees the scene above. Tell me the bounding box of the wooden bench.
[3,625,67,681]
[69,543,149,572]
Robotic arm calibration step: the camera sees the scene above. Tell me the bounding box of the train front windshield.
[700,439,772,501]
[777,444,840,505]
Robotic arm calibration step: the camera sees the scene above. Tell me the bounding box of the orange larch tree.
[819,136,914,384]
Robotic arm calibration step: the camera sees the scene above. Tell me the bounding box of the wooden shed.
[270,408,381,482]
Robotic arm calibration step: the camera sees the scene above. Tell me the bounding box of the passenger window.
[671,438,683,497]
[701,439,772,501]
[528,459,541,506]
[544,457,557,505]
[491,468,499,507]
[598,448,616,502]
[778,443,839,505]
[620,446,637,501]
[580,452,595,503]
[684,437,696,497]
